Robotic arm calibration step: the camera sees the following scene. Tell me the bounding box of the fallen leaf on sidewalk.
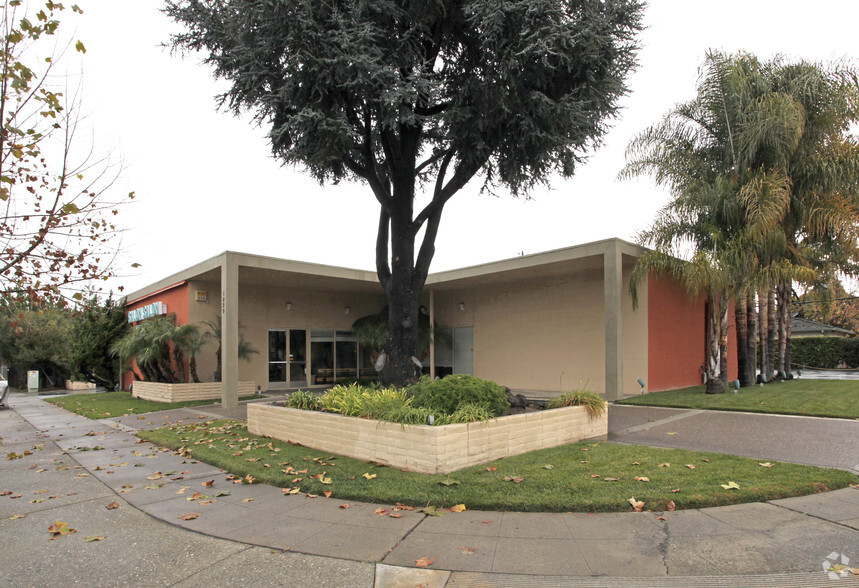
[105,502,119,510]
[178,512,200,521]
[84,535,106,542]
[449,504,466,513]
[48,520,76,539]
[9,514,26,520]
[666,500,676,511]
[415,557,435,568]
[460,546,477,555]
[666,432,679,435]
[374,508,389,516]
[202,480,214,487]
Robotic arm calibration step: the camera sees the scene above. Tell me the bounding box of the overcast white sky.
[53,0,859,296]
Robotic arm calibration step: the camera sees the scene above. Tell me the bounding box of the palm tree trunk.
[766,287,776,380]
[745,292,757,386]
[173,347,186,383]
[719,294,729,389]
[735,295,748,386]
[758,292,768,382]
[782,287,793,377]
[706,297,726,394]
[189,356,200,383]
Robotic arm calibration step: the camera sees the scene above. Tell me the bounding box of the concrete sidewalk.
[1,393,858,587]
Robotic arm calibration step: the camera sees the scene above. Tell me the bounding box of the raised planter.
[132,381,256,403]
[247,403,608,474]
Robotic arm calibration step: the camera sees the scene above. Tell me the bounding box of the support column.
[604,245,624,401]
[221,253,239,409]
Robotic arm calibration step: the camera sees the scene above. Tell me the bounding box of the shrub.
[791,337,859,369]
[285,389,319,411]
[548,388,606,418]
[407,374,510,417]
[318,383,410,418]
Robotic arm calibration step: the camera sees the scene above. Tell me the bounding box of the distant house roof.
[791,316,855,337]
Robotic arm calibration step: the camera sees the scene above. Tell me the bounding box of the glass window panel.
[336,340,358,379]
[268,331,286,362]
[289,329,306,362]
[311,332,334,384]
[268,363,286,383]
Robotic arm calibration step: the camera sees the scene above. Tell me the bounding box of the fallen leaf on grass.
[438,478,459,486]
[503,476,524,483]
[628,497,645,512]
[603,477,620,482]
[415,557,435,568]
[670,488,681,493]
[322,490,333,498]
[362,473,376,480]
[485,466,496,472]
[720,481,740,490]
[590,474,600,478]
[758,462,775,468]
[449,504,467,513]
[84,535,106,543]
[657,463,671,468]
[48,520,77,538]
[666,500,676,511]
[543,464,554,470]
[178,512,200,521]
[633,476,650,482]
[105,502,119,510]
[685,464,696,470]
[701,459,710,463]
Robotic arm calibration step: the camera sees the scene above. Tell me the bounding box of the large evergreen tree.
[165,0,643,385]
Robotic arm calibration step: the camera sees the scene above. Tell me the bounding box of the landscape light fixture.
[286,302,293,310]
[733,380,740,394]
[459,302,465,311]
[637,378,645,394]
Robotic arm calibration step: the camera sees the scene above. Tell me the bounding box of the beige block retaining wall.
[247,404,608,474]
[132,381,256,403]
[65,380,96,391]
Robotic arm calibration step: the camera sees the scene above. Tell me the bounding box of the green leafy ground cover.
[137,419,856,513]
[617,380,859,419]
[46,391,257,420]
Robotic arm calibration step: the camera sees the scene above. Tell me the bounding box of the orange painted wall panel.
[647,274,737,392]
[122,283,190,390]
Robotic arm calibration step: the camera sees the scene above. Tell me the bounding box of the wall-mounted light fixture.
[286,302,293,310]
[344,306,351,315]
[459,302,465,311]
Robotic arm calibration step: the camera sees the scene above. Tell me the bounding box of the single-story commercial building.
[123,238,736,407]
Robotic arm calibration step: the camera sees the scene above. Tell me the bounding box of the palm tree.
[623,51,859,387]
[203,315,258,382]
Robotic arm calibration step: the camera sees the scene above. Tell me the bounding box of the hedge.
[790,337,859,369]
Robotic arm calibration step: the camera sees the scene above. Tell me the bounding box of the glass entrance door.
[268,329,307,387]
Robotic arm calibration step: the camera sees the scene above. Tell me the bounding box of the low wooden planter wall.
[132,381,256,403]
[247,404,608,474]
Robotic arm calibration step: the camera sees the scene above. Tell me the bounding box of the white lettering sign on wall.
[127,301,167,323]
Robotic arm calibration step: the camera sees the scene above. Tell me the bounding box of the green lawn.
[46,391,257,420]
[137,419,856,513]
[617,379,859,419]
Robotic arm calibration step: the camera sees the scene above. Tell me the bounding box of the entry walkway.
[1,394,857,587]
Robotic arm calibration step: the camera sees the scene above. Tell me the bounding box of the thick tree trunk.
[735,295,748,386]
[781,286,793,377]
[744,293,757,387]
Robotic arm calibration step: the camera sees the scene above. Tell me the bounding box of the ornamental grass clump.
[548,388,607,418]
[284,389,319,411]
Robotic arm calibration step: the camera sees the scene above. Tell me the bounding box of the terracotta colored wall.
[122,282,190,390]
[647,274,737,392]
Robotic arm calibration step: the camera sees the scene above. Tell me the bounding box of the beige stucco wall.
[186,278,385,390]
[429,259,647,396]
